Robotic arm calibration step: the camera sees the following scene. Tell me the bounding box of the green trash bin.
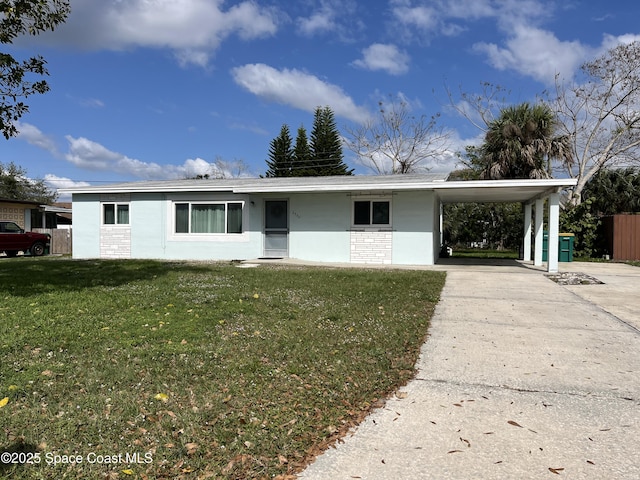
[542,232,574,262]
[558,233,574,262]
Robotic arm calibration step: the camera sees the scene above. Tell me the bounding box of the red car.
[0,221,50,257]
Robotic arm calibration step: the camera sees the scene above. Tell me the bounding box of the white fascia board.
[59,185,236,195]
[434,178,578,191]
[231,181,443,193]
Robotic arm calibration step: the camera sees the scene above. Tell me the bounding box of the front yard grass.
[0,258,445,479]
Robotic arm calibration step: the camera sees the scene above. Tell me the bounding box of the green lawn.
[0,258,444,479]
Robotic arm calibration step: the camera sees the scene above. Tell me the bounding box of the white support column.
[547,192,560,273]
[439,201,444,247]
[534,198,544,266]
[523,203,532,262]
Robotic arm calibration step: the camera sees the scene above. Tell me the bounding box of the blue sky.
[4,0,640,198]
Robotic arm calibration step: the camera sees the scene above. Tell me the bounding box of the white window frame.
[172,201,244,235]
[102,202,130,226]
[352,197,392,227]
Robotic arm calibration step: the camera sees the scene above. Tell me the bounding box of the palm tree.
[480,103,572,179]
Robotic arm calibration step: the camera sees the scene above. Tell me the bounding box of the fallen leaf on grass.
[278,454,288,465]
[154,393,169,402]
[0,397,8,408]
[121,469,134,475]
[549,467,564,474]
[185,443,199,455]
[222,454,252,475]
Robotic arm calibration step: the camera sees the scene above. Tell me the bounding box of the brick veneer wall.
[350,229,392,264]
[100,226,131,258]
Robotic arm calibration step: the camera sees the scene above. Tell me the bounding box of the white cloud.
[44,175,91,190]
[473,28,640,85]
[391,2,438,32]
[63,136,218,180]
[295,0,361,40]
[353,44,410,75]
[599,33,640,54]
[473,24,589,84]
[45,175,92,200]
[16,122,60,156]
[42,0,279,67]
[297,6,336,36]
[231,63,370,123]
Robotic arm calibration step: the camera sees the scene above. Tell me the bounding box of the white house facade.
[62,174,577,272]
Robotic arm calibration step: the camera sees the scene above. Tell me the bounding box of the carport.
[433,178,578,273]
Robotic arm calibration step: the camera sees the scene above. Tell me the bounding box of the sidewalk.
[298,261,640,479]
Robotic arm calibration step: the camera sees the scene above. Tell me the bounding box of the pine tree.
[292,125,312,176]
[265,124,293,177]
[309,106,352,176]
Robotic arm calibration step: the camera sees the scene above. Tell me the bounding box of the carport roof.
[60,174,577,203]
[434,178,577,204]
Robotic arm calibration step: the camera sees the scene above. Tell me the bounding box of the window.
[353,200,390,226]
[103,203,129,225]
[175,202,243,234]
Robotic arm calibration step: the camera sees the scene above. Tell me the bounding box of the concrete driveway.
[299,261,640,479]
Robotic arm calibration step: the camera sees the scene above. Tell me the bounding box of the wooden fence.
[34,228,72,255]
[601,214,640,261]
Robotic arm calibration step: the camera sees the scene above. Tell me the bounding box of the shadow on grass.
[0,258,213,297]
[0,440,40,475]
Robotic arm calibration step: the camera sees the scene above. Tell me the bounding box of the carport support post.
[523,203,532,261]
[547,192,560,273]
[534,198,544,266]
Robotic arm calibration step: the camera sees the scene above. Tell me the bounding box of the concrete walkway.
[298,261,640,479]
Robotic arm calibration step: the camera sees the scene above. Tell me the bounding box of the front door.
[264,200,288,258]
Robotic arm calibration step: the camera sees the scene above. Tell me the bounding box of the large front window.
[103,203,129,225]
[175,202,243,234]
[353,200,390,226]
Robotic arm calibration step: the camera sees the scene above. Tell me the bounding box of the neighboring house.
[0,197,73,231]
[0,198,41,229]
[61,174,577,272]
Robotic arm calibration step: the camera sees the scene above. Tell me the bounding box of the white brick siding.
[100,226,131,258]
[350,229,392,264]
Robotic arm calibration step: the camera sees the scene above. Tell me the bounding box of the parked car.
[0,221,50,257]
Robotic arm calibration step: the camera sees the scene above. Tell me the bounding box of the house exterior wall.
[391,190,435,265]
[288,193,351,263]
[0,202,28,228]
[71,194,101,258]
[70,189,438,265]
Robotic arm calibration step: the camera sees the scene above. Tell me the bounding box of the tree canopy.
[1,0,70,139]
[552,41,640,206]
[478,102,572,179]
[308,106,351,175]
[344,94,449,174]
[582,167,640,215]
[264,106,352,177]
[265,124,294,177]
[0,161,57,203]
